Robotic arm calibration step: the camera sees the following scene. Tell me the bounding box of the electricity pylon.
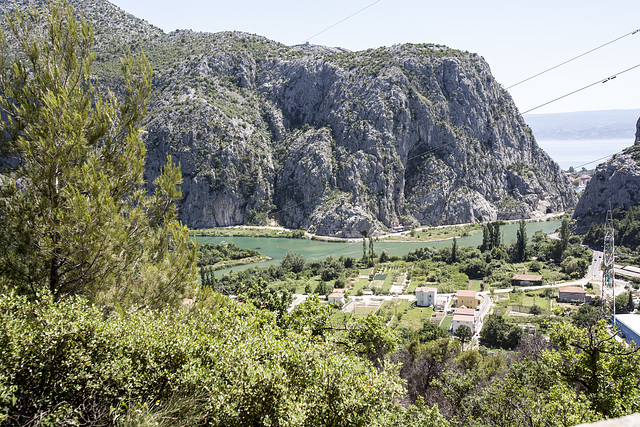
[602,207,615,318]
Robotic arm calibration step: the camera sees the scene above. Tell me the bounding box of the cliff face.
[141,35,576,236]
[1,0,578,237]
[574,119,640,231]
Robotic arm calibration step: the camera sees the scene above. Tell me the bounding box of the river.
[197,219,563,276]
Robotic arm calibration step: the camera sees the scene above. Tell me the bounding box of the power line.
[571,149,626,170]
[521,62,640,114]
[507,28,640,89]
[303,0,383,44]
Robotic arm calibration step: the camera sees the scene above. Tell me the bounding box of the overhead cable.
[303,0,383,44]
[521,62,640,114]
[507,28,640,89]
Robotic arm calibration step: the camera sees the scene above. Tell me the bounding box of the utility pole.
[602,207,615,320]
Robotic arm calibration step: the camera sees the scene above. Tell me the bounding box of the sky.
[107,0,640,115]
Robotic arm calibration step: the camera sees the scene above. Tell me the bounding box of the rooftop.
[513,274,543,281]
[453,314,475,322]
[615,314,640,335]
[454,308,476,316]
[456,289,477,298]
[415,286,437,293]
[558,286,586,294]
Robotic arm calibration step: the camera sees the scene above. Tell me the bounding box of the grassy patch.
[381,223,482,242]
[494,289,553,313]
[470,280,482,291]
[440,314,453,331]
[349,278,371,295]
[398,306,434,330]
[192,227,306,239]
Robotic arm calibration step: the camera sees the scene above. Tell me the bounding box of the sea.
[536,138,632,171]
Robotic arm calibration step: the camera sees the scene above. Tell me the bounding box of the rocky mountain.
[573,118,640,231]
[1,0,577,237]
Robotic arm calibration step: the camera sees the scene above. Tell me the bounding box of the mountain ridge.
[0,0,578,237]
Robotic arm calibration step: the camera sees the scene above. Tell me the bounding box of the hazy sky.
[108,0,640,115]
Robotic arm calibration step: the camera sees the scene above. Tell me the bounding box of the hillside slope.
[1,0,577,237]
[574,119,640,231]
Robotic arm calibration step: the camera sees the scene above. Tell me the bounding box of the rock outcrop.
[573,118,640,231]
[2,0,578,237]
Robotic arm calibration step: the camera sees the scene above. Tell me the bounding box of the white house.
[328,292,345,304]
[452,307,477,334]
[452,314,476,334]
[415,286,438,307]
[435,294,450,311]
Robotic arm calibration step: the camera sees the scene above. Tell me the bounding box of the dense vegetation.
[0,0,196,309]
[1,3,638,426]
[0,290,427,426]
[404,220,591,287]
[196,242,264,267]
[583,205,640,265]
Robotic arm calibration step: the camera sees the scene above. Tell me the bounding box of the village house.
[454,289,479,309]
[451,307,478,334]
[328,292,345,304]
[558,286,587,303]
[415,286,438,307]
[452,314,476,334]
[512,274,543,286]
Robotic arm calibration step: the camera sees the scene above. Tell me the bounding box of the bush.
[0,291,406,425]
[529,305,542,315]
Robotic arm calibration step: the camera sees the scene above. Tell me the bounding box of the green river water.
[197,219,563,276]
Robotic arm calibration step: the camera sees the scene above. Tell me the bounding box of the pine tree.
[0,2,196,307]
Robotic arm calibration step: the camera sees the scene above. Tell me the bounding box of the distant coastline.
[536,138,631,170]
[525,108,640,141]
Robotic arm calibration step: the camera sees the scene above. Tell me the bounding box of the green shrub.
[0,291,405,425]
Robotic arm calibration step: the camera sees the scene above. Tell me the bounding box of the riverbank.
[205,255,272,271]
[191,212,568,245]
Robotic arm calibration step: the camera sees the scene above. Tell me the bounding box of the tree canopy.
[0,1,196,307]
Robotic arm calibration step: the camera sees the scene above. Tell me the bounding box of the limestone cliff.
[574,119,640,231]
[1,0,578,237]
[140,34,575,236]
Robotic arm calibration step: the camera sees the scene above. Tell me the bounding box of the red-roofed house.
[558,286,587,303]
